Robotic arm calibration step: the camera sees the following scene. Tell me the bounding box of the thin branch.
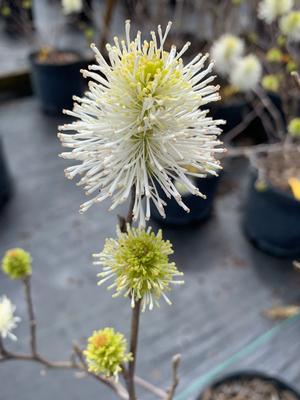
[291,71,300,90]
[0,342,128,400]
[254,87,285,139]
[99,0,118,52]
[134,376,167,399]
[223,104,263,142]
[23,277,37,356]
[226,142,300,158]
[127,299,141,400]
[166,354,181,400]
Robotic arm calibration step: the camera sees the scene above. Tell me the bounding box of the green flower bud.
[84,328,132,379]
[95,225,184,311]
[288,118,300,138]
[255,180,267,192]
[261,74,280,92]
[2,248,32,279]
[266,48,283,63]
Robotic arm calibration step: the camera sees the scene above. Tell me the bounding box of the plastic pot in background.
[0,137,12,210]
[197,371,300,400]
[245,93,285,144]
[210,98,249,136]
[29,50,87,114]
[151,176,220,226]
[244,171,300,258]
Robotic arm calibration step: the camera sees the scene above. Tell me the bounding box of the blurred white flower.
[62,0,83,15]
[230,55,262,92]
[258,0,294,23]
[0,296,20,341]
[59,21,224,226]
[211,34,245,76]
[280,11,300,41]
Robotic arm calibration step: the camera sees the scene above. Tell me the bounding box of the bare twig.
[0,341,128,400]
[134,376,167,399]
[23,277,37,356]
[166,354,181,400]
[254,87,285,139]
[226,141,300,158]
[291,71,300,90]
[99,0,118,52]
[127,299,141,400]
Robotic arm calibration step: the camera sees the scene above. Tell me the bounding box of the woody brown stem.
[23,277,37,356]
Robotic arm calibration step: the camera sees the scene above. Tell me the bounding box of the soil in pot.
[29,49,87,114]
[199,373,300,400]
[244,149,300,257]
[151,175,220,226]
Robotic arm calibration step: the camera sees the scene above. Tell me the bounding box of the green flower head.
[84,327,132,379]
[261,74,280,92]
[288,118,300,138]
[266,47,283,63]
[94,225,184,311]
[2,248,32,280]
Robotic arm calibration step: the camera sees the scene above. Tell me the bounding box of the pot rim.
[250,167,300,207]
[198,370,300,399]
[29,49,85,67]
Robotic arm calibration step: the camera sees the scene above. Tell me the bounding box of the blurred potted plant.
[29,0,93,114]
[239,0,300,257]
[198,371,300,400]
[0,0,34,36]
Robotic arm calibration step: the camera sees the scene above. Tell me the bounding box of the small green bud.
[255,180,267,192]
[261,74,280,92]
[2,248,32,280]
[286,60,297,72]
[288,118,300,138]
[84,327,132,379]
[22,0,32,9]
[266,48,283,63]
[1,6,11,16]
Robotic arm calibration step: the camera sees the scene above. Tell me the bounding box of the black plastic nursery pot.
[29,50,87,114]
[210,98,249,135]
[197,371,300,400]
[0,137,12,210]
[151,176,220,226]
[244,171,300,258]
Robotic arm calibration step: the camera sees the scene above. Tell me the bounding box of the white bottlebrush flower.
[58,21,224,226]
[280,11,300,41]
[61,0,83,15]
[210,34,245,76]
[230,54,262,92]
[258,0,294,23]
[0,296,20,341]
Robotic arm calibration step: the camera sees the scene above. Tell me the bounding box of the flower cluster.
[84,328,132,379]
[262,74,281,92]
[0,296,20,341]
[211,35,262,92]
[58,21,224,226]
[2,248,32,280]
[280,11,300,41]
[61,0,83,15]
[210,34,244,76]
[94,225,184,311]
[230,55,262,92]
[258,0,294,23]
[288,118,300,137]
